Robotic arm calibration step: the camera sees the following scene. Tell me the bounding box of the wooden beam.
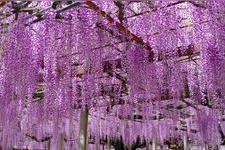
[96,23,129,42]
[180,98,200,111]
[56,2,81,14]
[96,22,200,62]
[85,1,154,62]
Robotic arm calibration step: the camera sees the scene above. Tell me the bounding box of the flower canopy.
[0,1,225,149]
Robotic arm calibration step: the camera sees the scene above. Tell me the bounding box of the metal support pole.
[78,107,89,150]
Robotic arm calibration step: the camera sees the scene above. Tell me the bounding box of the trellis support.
[78,107,89,150]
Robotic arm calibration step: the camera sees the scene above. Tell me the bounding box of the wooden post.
[183,135,188,150]
[59,133,64,150]
[107,143,111,150]
[78,107,89,150]
[96,136,100,150]
[47,139,51,150]
[43,139,51,150]
[106,137,111,150]
[205,144,209,150]
[146,139,150,150]
[128,145,132,150]
[152,138,156,150]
